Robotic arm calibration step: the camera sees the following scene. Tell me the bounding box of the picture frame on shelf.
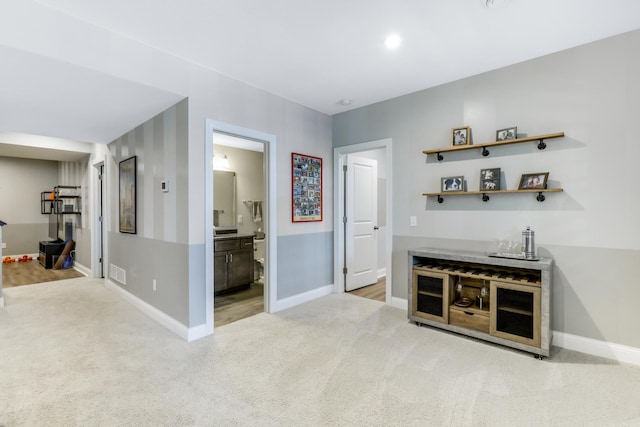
[480,168,501,191]
[496,126,517,141]
[441,176,464,192]
[451,126,471,147]
[518,172,549,190]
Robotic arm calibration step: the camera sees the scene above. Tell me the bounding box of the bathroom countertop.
[213,233,255,241]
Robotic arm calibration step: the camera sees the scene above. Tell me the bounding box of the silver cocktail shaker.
[522,226,536,259]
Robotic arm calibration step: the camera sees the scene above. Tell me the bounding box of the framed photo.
[480,168,501,191]
[441,176,464,192]
[518,172,549,190]
[451,126,471,147]
[496,126,517,141]
[119,156,137,234]
[292,152,322,222]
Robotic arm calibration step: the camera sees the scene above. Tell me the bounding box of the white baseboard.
[105,279,210,342]
[73,262,91,277]
[377,268,387,278]
[553,331,640,367]
[385,298,640,366]
[273,284,334,312]
[390,297,407,310]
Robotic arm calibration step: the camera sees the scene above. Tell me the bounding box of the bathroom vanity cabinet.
[214,235,254,294]
[408,248,552,357]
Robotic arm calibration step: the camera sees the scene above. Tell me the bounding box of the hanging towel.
[252,201,263,223]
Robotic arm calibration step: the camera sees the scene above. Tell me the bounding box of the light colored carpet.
[1,278,640,426]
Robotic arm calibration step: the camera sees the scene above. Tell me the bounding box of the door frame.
[92,156,108,279]
[333,138,392,303]
[204,119,277,334]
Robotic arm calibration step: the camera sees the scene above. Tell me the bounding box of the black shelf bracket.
[436,152,443,161]
[437,195,444,204]
[481,147,490,157]
[537,139,547,150]
[536,192,546,202]
[482,193,490,202]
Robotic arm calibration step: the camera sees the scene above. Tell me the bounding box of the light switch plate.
[410,216,417,227]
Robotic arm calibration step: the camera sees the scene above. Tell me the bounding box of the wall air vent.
[109,264,127,285]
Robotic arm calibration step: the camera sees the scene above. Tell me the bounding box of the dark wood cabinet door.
[227,249,254,288]
[214,252,228,293]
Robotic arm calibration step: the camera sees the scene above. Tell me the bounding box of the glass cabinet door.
[490,280,540,347]
[412,269,450,323]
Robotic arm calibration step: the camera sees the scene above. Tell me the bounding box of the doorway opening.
[204,119,277,334]
[213,134,265,327]
[334,139,393,304]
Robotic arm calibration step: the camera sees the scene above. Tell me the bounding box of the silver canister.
[522,226,536,259]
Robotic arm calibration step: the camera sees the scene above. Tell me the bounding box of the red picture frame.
[292,152,322,222]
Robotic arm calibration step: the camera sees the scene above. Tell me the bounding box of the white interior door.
[345,155,378,291]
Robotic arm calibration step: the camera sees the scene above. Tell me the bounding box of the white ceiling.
[2,0,640,160]
[33,0,640,116]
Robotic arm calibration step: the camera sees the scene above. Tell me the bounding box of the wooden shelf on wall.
[422,188,563,203]
[423,132,565,160]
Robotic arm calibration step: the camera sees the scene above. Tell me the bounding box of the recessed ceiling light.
[338,99,353,106]
[385,34,402,50]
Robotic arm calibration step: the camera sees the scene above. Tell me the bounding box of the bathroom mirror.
[213,170,237,227]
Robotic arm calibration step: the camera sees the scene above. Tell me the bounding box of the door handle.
[373,226,379,230]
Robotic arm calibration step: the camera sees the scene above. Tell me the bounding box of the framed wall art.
[496,126,517,141]
[292,152,322,222]
[480,168,501,191]
[452,126,471,147]
[119,156,137,234]
[441,176,464,192]
[518,172,549,190]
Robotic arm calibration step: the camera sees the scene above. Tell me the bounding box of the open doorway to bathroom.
[213,132,266,327]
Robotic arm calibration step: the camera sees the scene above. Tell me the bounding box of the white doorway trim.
[91,155,107,279]
[333,138,393,304]
[204,119,277,334]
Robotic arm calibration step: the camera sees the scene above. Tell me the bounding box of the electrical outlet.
[1,243,6,249]
[410,216,417,227]
[238,214,243,224]
[153,279,157,291]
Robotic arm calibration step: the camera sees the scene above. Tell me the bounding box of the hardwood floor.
[2,259,84,288]
[347,276,386,302]
[214,282,264,327]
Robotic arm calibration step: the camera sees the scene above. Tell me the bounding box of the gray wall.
[108,99,191,325]
[58,158,91,268]
[333,30,640,349]
[0,5,335,330]
[0,156,90,266]
[0,156,58,254]
[277,232,333,299]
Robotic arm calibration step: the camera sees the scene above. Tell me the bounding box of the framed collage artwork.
[292,152,322,222]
